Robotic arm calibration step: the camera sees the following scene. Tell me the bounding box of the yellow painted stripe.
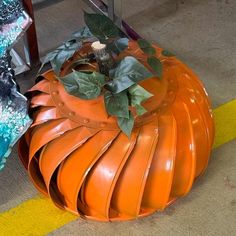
[213,99,236,148]
[0,196,76,236]
[0,99,236,236]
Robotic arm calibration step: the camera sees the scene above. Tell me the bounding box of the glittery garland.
[0,0,32,169]
[0,0,23,25]
[0,0,32,56]
[0,51,32,170]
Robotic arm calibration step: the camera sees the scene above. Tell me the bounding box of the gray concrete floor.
[0,0,235,235]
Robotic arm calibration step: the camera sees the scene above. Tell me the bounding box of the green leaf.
[137,39,156,56]
[58,70,105,100]
[38,27,94,74]
[104,91,129,118]
[72,26,93,39]
[137,39,151,48]
[106,56,153,93]
[129,84,153,116]
[162,50,175,57]
[117,112,134,137]
[38,40,81,75]
[115,38,129,52]
[129,84,153,105]
[135,104,147,116]
[105,76,134,94]
[140,46,156,55]
[84,12,122,41]
[108,38,129,55]
[38,50,58,73]
[51,40,81,75]
[147,56,163,78]
[57,72,78,95]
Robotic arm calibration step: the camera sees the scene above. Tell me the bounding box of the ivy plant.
[38,26,94,75]
[84,12,128,55]
[137,39,175,79]
[137,39,156,56]
[129,84,153,116]
[41,12,172,137]
[104,56,153,135]
[58,56,153,136]
[137,38,163,79]
[58,70,106,100]
[38,39,81,75]
[105,56,152,94]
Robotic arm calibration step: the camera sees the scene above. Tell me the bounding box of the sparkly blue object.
[0,0,32,170]
[0,0,32,56]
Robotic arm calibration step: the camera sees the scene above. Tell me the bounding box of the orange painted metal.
[18,41,214,221]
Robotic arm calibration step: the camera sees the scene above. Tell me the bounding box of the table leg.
[22,0,40,67]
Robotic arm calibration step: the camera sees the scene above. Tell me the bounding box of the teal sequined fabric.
[0,0,32,170]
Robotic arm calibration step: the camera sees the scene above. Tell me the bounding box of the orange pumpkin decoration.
[18,41,214,221]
